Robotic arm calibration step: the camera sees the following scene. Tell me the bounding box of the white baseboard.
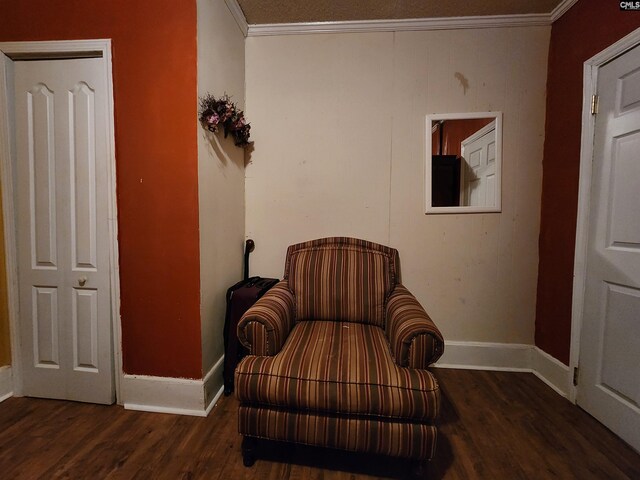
[122,356,224,417]
[436,341,532,371]
[435,341,571,398]
[0,365,13,403]
[203,356,225,415]
[531,346,572,398]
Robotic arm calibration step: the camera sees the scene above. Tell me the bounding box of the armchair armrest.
[237,280,295,356]
[386,284,444,368]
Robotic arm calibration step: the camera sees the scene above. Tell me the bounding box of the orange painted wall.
[0,1,202,378]
[536,1,640,364]
[432,118,493,158]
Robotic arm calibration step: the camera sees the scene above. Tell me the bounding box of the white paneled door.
[14,58,114,404]
[460,121,496,207]
[577,44,640,451]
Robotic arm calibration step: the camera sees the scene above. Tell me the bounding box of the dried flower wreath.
[198,93,251,147]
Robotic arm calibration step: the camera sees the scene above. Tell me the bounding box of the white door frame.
[569,27,640,404]
[0,39,122,402]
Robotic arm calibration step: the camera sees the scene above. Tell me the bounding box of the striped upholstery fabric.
[237,280,295,356]
[236,320,440,422]
[386,285,445,368]
[236,237,444,463]
[238,406,437,460]
[284,237,400,327]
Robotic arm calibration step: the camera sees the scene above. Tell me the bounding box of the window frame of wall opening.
[425,111,503,214]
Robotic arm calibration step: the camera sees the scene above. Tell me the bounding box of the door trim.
[0,57,21,393]
[570,27,640,404]
[0,39,122,403]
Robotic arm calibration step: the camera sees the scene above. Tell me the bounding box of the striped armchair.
[235,237,444,471]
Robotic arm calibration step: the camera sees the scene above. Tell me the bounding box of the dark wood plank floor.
[0,369,638,479]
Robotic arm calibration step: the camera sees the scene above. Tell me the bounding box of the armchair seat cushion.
[235,320,440,422]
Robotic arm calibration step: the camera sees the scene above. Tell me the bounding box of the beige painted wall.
[197,0,246,373]
[245,27,550,345]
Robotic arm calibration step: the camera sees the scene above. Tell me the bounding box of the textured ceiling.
[237,0,564,24]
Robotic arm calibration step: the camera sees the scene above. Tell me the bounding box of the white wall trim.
[0,39,122,401]
[122,374,208,416]
[570,26,640,403]
[0,366,12,402]
[101,41,124,405]
[0,53,22,396]
[550,0,580,23]
[435,341,532,371]
[122,355,224,417]
[232,1,577,38]
[435,341,571,398]
[224,0,249,37]
[531,347,572,398]
[0,40,111,58]
[246,13,551,37]
[203,355,225,414]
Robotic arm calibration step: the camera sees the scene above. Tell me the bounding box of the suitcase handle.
[244,239,255,281]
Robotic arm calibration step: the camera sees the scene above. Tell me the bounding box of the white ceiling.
[236,0,565,25]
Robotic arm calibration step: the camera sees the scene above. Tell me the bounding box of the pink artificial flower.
[222,102,234,121]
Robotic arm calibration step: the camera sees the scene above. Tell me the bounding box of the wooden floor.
[0,369,638,479]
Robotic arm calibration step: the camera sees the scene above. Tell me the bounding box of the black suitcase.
[223,240,278,395]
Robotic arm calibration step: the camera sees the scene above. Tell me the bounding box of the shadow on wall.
[203,130,252,168]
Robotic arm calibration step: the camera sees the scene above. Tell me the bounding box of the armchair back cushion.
[284,237,400,327]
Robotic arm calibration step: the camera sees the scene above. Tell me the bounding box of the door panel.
[577,43,640,452]
[618,66,640,114]
[28,83,57,269]
[33,286,59,367]
[599,283,640,405]
[72,288,99,371]
[15,58,114,404]
[70,81,98,270]
[608,132,640,248]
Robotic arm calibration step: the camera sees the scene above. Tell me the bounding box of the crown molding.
[246,13,552,37]
[230,1,578,38]
[225,0,248,37]
[550,0,580,22]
